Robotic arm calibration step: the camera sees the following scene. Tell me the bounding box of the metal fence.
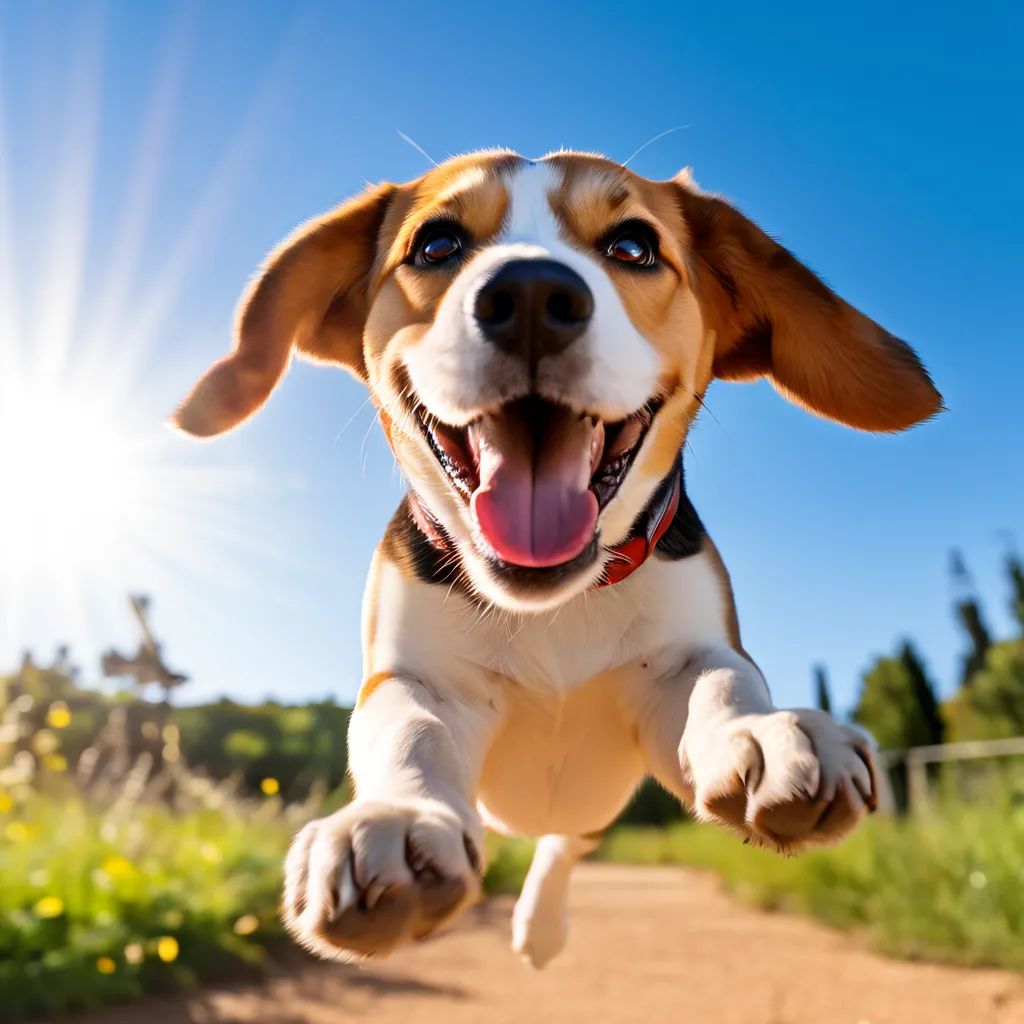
[878,735,1024,815]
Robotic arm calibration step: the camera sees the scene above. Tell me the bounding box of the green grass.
[483,834,536,895]
[6,791,1021,1020]
[0,793,294,1020]
[599,806,1024,970]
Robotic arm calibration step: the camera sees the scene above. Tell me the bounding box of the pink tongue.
[470,410,601,568]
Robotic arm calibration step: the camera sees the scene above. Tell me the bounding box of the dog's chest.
[479,593,638,692]
[465,572,680,836]
[476,666,646,837]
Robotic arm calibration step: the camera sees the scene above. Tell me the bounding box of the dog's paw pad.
[282,798,481,960]
[689,710,877,852]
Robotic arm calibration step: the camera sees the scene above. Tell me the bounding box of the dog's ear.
[675,173,942,432]
[172,181,396,438]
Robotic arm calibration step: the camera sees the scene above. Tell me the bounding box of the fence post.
[906,750,930,816]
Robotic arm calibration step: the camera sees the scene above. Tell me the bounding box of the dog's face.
[174,151,941,611]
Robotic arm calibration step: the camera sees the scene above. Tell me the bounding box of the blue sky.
[1,0,1021,716]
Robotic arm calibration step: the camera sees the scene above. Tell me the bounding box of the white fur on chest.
[474,553,726,690]
[366,549,728,835]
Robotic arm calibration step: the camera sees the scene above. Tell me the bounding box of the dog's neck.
[407,453,684,591]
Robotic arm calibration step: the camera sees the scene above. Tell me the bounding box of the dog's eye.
[604,223,659,268]
[416,227,464,266]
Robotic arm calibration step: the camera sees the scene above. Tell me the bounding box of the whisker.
[332,393,374,448]
[360,410,382,478]
[622,125,689,168]
[397,130,439,168]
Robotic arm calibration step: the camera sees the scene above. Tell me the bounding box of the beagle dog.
[173,150,941,968]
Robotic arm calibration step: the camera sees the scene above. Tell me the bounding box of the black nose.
[473,258,593,369]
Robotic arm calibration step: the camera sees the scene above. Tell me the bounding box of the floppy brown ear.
[172,181,396,438]
[675,174,942,432]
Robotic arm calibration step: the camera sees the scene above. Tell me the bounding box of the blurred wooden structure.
[100,594,188,700]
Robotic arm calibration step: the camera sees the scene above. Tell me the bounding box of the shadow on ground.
[59,951,467,1024]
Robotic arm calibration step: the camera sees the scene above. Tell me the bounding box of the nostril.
[546,291,575,325]
[478,288,515,326]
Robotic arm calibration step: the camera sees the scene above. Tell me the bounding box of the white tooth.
[589,419,605,478]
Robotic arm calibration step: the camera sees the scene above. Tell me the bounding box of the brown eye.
[416,226,464,266]
[603,222,659,268]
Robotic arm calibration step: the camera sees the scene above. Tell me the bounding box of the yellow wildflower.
[156,936,179,963]
[260,777,280,796]
[32,729,59,756]
[233,914,259,936]
[96,957,116,975]
[101,855,135,879]
[34,896,64,918]
[0,792,12,813]
[5,821,29,842]
[46,702,71,729]
[200,842,222,864]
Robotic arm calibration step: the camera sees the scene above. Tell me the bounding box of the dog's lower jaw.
[461,540,607,613]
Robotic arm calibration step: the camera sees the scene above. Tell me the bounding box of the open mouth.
[417,395,662,570]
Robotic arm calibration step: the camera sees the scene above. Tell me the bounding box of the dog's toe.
[283,798,481,960]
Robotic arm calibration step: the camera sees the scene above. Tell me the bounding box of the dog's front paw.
[685,709,877,852]
[282,798,482,960]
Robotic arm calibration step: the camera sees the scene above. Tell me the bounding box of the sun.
[0,376,153,580]
[0,11,299,675]
[0,360,268,666]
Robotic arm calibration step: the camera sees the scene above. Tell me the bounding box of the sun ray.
[0,11,317,680]
[108,17,307,388]
[83,7,192,373]
[0,32,21,384]
[35,5,105,380]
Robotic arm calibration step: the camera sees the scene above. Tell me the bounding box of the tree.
[813,664,832,715]
[853,641,944,749]
[901,641,945,746]
[1007,552,1024,635]
[947,640,1024,741]
[950,550,992,687]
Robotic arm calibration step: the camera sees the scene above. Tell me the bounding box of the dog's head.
[174,151,941,611]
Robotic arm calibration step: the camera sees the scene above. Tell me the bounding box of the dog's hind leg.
[511,833,601,968]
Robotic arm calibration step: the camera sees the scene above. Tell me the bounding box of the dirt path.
[73,865,1023,1024]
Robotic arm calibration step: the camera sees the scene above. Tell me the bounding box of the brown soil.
[69,864,1024,1024]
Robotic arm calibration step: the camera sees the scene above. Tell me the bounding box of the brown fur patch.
[355,671,395,710]
[547,154,701,385]
[701,537,759,666]
[173,182,396,438]
[675,180,943,433]
[375,151,521,283]
[379,496,476,600]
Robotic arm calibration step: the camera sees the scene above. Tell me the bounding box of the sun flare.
[0,378,153,578]
[0,12,305,675]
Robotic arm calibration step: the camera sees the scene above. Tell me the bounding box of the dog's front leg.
[638,645,878,852]
[282,674,499,960]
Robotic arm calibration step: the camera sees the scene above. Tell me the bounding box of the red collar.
[407,461,681,590]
